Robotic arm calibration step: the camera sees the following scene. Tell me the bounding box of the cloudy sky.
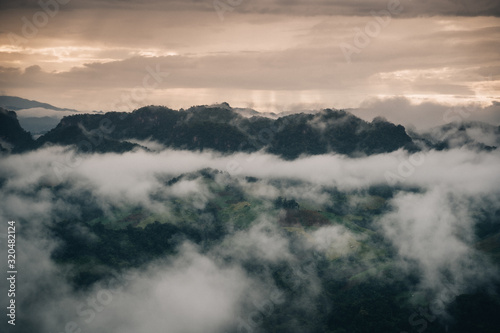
[0,0,499,118]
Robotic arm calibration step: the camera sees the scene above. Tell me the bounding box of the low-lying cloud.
[0,143,499,332]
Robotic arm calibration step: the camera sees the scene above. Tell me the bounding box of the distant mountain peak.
[0,96,77,112]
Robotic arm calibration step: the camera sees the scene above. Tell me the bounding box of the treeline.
[6,105,416,158]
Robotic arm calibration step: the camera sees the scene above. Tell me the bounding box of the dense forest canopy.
[0,105,499,333]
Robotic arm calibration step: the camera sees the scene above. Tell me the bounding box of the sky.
[0,0,499,121]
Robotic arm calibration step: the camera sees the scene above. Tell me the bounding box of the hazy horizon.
[0,0,499,129]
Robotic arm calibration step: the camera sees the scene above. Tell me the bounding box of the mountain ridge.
[2,102,498,158]
[0,95,78,112]
[32,104,416,158]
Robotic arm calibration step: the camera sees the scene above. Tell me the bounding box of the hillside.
[1,112,499,332]
[0,107,34,153]
[34,104,416,158]
[41,167,500,333]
